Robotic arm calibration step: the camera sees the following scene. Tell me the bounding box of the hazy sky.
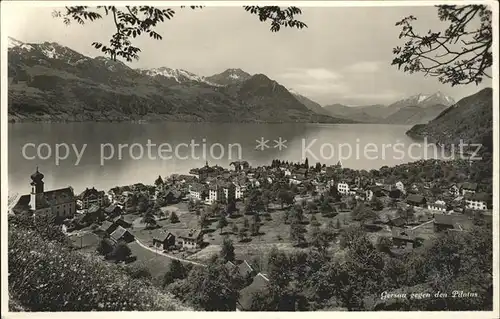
[5,4,491,106]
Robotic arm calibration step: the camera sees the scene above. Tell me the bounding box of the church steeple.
[30,167,44,210]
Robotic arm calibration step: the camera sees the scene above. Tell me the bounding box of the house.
[387,216,406,228]
[464,192,490,211]
[449,184,460,197]
[406,194,427,207]
[460,182,478,196]
[177,229,203,249]
[104,204,123,218]
[208,183,225,204]
[289,173,306,185]
[197,161,224,181]
[121,191,136,213]
[12,168,77,219]
[99,220,118,235]
[348,187,358,196]
[315,182,328,195]
[110,226,135,243]
[395,181,406,194]
[433,214,457,232]
[237,273,270,311]
[81,204,106,224]
[78,187,106,209]
[337,182,349,195]
[226,260,256,282]
[222,182,236,202]
[153,232,176,250]
[188,183,206,201]
[233,182,246,200]
[427,200,447,213]
[112,216,132,228]
[391,227,418,248]
[230,161,250,172]
[389,188,403,199]
[164,189,183,204]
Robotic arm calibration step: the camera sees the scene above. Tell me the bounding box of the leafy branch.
[53,6,307,62]
[392,5,492,86]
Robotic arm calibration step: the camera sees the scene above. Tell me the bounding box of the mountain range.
[7,37,465,127]
[7,37,350,123]
[322,92,456,125]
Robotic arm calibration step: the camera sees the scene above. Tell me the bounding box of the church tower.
[30,167,44,211]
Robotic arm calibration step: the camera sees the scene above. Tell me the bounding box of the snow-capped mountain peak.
[137,67,221,86]
[205,68,252,86]
[390,92,455,108]
[8,37,34,51]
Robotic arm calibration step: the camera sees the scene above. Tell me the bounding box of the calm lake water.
[8,123,443,195]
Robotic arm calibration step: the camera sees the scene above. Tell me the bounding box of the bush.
[8,225,190,311]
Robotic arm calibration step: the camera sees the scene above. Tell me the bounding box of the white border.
[1,1,498,318]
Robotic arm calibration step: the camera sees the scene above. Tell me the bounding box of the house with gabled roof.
[433,214,458,233]
[110,226,135,243]
[176,228,203,249]
[406,194,427,207]
[460,182,478,196]
[99,220,118,235]
[464,192,490,211]
[153,232,176,250]
[237,273,270,311]
[78,187,106,209]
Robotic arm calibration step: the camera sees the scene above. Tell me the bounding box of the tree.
[392,5,492,86]
[217,214,228,233]
[278,190,294,208]
[250,215,261,236]
[370,196,384,211]
[142,210,157,229]
[398,206,415,223]
[310,215,320,227]
[54,6,307,62]
[238,227,248,242]
[351,203,377,224]
[162,259,189,287]
[290,222,306,247]
[243,217,250,230]
[211,201,222,217]
[96,238,114,257]
[226,200,237,217]
[199,212,210,230]
[182,259,240,311]
[220,236,235,262]
[170,211,179,223]
[188,199,196,212]
[110,240,132,262]
[231,223,239,234]
[154,175,163,187]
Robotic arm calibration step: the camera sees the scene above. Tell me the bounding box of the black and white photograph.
[1,0,498,315]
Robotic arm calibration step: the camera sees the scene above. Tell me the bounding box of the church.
[12,168,77,218]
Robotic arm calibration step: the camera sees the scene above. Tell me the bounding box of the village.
[10,157,493,309]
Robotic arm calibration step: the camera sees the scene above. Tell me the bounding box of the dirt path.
[134,238,206,267]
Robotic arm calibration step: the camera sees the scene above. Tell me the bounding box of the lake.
[8,122,445,195]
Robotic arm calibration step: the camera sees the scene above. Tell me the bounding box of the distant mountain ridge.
[7,37,349,124]
[406,88,493,153]
[289,90,331,116]
[323,91,456,124]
